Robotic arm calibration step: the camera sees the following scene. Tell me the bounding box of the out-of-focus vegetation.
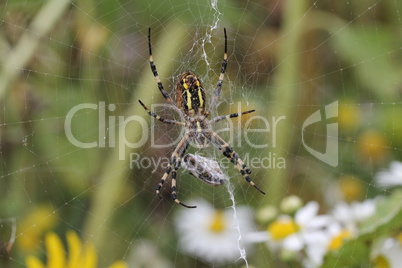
[1,0,402,267]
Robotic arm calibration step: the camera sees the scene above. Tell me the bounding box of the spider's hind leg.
[208,131,265,195]
[156,134,196,208]
[171,141,196,208]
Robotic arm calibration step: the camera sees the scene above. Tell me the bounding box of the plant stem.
[0,0,70,99]
[265,0,308,205]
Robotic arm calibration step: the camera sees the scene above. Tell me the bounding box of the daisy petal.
[295,201,319,225]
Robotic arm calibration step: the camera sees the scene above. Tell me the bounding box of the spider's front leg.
[207,28,228,113]
[207,130,266,195]
[148,28,174,105]
[138,100,185,126]
[209,109,256,124]
[155,134,196,208]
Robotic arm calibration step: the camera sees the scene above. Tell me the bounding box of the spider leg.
[207,28,227,114]
[207,130,266,195]
[209,109,255,124]
[148,28,174,105]
[156,167,170,198]
[156,135,188,197]
[155,134,196,208]
[138,100,185,126]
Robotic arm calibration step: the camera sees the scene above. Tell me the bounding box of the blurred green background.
[1,0,402,267]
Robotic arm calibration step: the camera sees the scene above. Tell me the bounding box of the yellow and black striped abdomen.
[176,70,206,114]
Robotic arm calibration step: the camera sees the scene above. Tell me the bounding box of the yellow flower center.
[397,232,402,247]
[328,230,352,251]
[338,103,359,130]
[209,211,226,233]
[357,130,388,161]
[267,219,299,241]
[339,175,364,202]
[373,254,390,268]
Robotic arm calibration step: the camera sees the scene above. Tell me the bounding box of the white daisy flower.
[322,199,377,257]
[302,228,332,268]
[246,201,332,266]
[174,199,254,265]
[371,236,402,267]
[324,221,353,252]
[375,161,402,188]
[274,201,331,252]
[302,199,376,267]
[331,199,376,233]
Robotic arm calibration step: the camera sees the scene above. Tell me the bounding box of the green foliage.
[332,25,402,101]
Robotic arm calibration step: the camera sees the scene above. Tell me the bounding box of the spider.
[139,28,265,208]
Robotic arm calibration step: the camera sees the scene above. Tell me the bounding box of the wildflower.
[324,176,365,207]
[324,221,353,252]
[357,129,388,162]
[338,175,365,202]
[280,195,303,214]
[18,206,57,252]
[255,205,278,224]
[371,237,402,268]
[338,102,359,131]
[302,229,332,268]
[331,199,376,233]
[246,201,332,266]
[25,231,127,268]
[268,202,331,251]
[375,161,402,188]
[323,199,377,257]
[175,199,254,264]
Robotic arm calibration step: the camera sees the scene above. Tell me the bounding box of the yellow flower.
[338,175,364,202]
[357,129,388,162]
[18,206,57,252]
[25,231,127,268]
[397,232,402,247]
[338,102,359,131]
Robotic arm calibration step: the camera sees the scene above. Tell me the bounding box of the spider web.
[1,0,402,267]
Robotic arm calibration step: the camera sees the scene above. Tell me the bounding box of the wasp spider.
[139,28,265,208]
